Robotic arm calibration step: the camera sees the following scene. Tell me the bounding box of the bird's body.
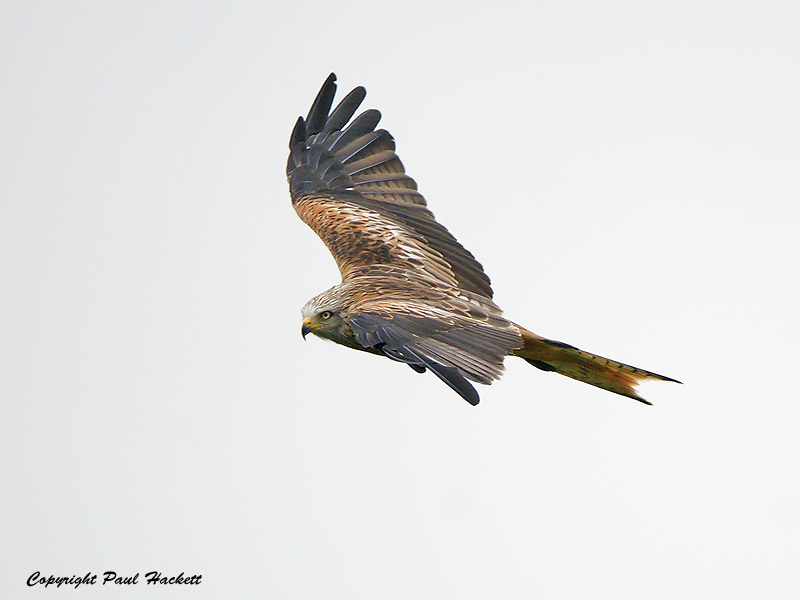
[288,74,678,405]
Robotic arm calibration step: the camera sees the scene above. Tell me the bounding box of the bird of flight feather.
[287,73,679,406]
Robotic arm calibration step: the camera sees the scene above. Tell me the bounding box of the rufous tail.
[512,325,680,405]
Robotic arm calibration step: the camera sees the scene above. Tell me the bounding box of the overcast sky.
[2,1,799,598]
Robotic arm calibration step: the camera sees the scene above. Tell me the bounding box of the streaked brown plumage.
[288,73,679,405]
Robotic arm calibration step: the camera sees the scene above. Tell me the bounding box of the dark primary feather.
[304,73,337,136]
[402,348,481,406]
[320,86,367,139]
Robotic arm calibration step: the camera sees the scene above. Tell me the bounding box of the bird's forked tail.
[512,325,680,404]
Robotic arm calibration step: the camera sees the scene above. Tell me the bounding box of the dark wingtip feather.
[429,362,481,405]
[404,347,480,406]
[322,86,367,138]
[305,73,338,136]
[289,116,306,149]
[329,109,382,154]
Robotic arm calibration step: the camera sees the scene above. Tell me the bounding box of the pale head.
[300,283,354,345]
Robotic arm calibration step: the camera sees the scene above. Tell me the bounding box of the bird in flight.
[287,73,679,405]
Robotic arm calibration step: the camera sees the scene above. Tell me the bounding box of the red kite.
[287,74,678,405]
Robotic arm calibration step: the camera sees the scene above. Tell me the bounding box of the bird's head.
[301,285,350,343]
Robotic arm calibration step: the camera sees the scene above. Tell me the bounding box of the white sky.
[2,1,799,598]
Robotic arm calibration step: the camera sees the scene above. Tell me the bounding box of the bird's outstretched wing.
[346,294,523,404]
[287,73,494,299]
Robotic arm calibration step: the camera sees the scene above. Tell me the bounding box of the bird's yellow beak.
[302,316,322,339]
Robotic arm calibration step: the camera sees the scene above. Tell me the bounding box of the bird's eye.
[319,311,332,320]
